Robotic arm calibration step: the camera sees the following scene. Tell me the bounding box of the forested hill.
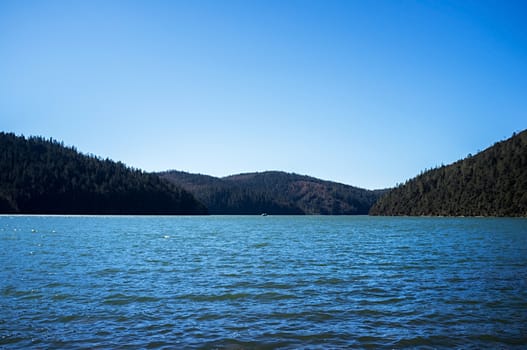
[370,130,527,217]
[159,170,385,215]
[0,132,207,214]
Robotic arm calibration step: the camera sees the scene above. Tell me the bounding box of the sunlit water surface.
[1,215,526,349]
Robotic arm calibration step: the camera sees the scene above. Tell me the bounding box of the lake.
[1,215,526,349]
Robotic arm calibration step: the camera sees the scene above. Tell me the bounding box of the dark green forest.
[159,170,386,215]
[370,130,527,217]
[4,129,524,217]
[0,132,207,214]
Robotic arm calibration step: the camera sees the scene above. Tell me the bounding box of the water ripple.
[1,216,526,348]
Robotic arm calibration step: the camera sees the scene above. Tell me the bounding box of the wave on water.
[1,216,526,348]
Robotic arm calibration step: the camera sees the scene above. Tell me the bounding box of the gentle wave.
[1,216,526,348]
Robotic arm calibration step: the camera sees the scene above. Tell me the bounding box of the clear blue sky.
[1,0,526,189]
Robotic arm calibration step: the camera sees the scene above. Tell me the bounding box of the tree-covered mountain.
[0,132,207,214]
[370,130,527,217]
[159,170,385,215]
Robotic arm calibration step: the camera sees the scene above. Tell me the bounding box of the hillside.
[0,133,207,214]
[370,130,527,217]
[159,170,385,215]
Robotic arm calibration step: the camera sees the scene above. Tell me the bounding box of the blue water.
[1,216,526,349]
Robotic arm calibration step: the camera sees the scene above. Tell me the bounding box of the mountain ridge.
[0,132,207,215]
[4,129,524,217]
[159,170,386,215]
[370,130,527,217]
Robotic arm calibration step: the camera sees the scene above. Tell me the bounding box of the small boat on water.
[261,213,268,216]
